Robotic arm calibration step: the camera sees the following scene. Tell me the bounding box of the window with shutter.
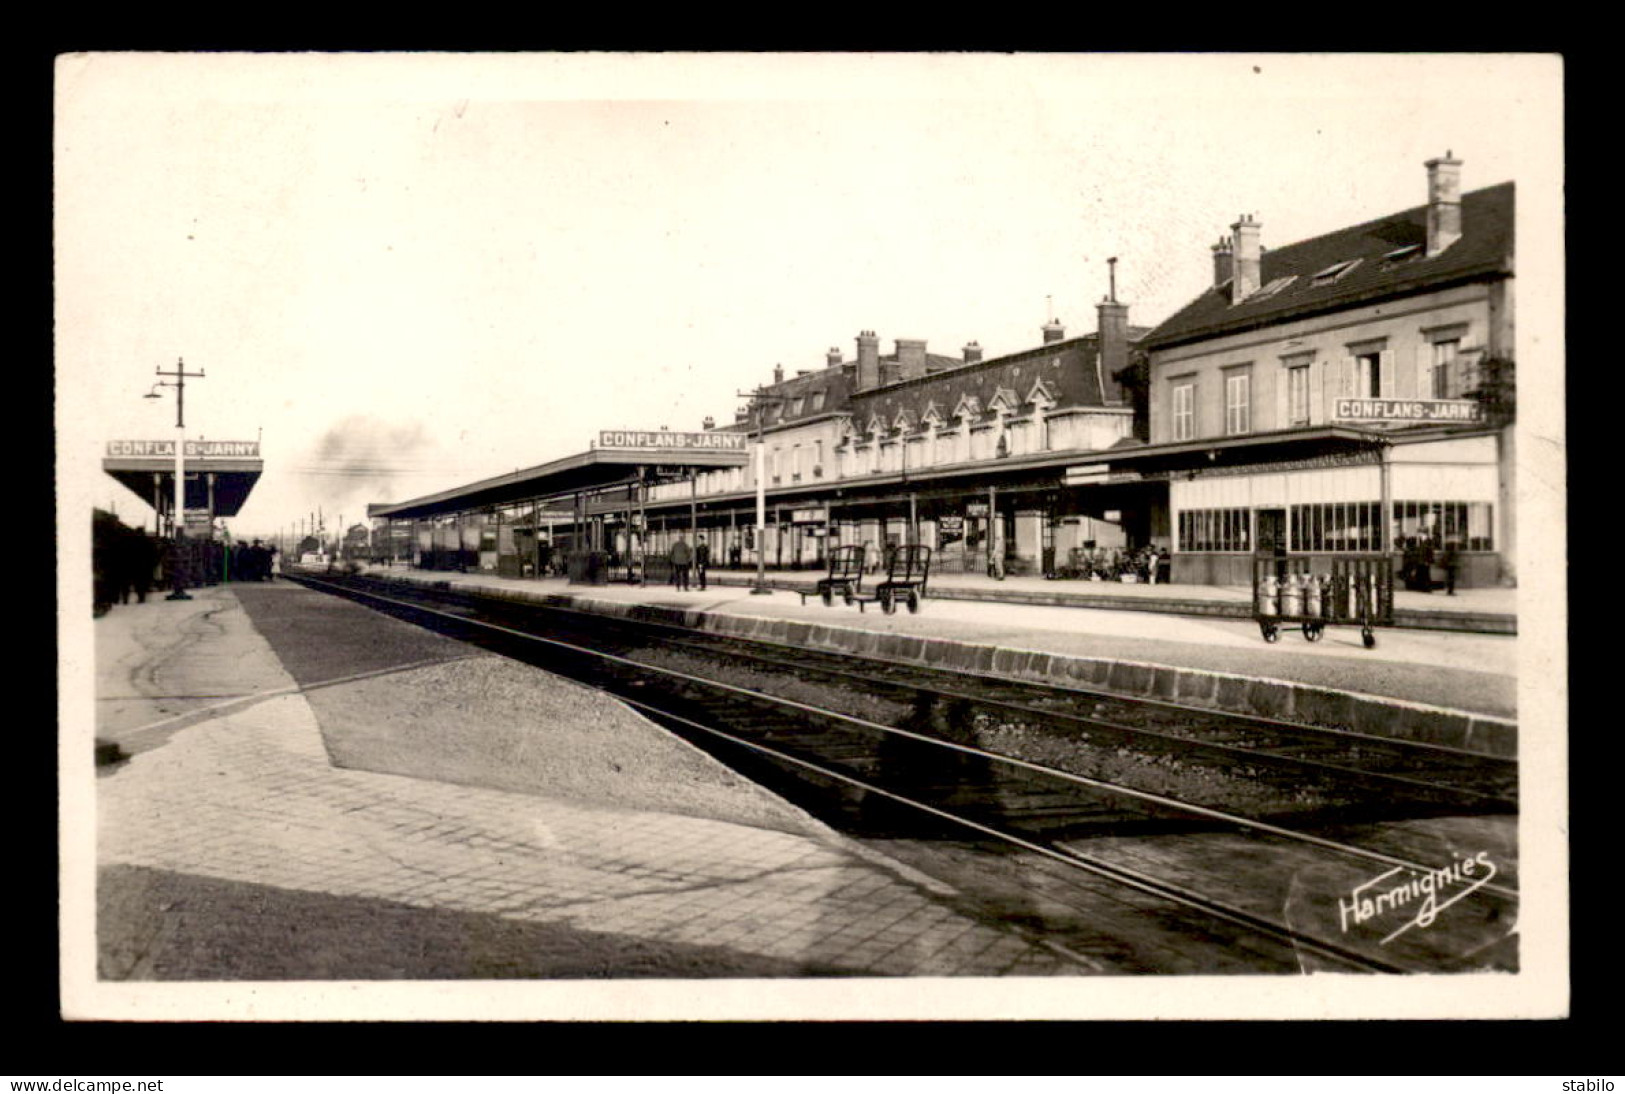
[1280,353,1312,428]
[1172,382,1195,441]
[1337,357,1357,413]
[1224,370,1251,435]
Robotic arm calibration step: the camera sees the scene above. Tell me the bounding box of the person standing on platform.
[1441,540,1460,596]
[129,531,156,603]
[669,535,692,591]
[694,536,710,590]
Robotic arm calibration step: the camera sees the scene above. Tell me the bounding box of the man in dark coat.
[694,536,710,590]
[669,536,692,591]
[1441,540,1460,596]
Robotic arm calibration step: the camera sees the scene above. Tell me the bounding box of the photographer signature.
[1338,851,1497,945]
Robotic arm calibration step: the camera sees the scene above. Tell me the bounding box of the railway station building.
[626,285,1154,579]
[1126,153,1516,588]
[371,151,1518,591]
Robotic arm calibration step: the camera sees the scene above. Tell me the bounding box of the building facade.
[377,152,1518,592]
[1130,154,1515,587]
[631,290,1152,577]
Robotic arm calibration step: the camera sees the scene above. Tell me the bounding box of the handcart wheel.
[821,587,833,607]
[906,589,920,614]
[1362,626,1376,649]
[1302,622,1324,642]
[1260,621,1280,643]
[880,589,896,614]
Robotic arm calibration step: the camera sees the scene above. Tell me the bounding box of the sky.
[56,52,1564,543]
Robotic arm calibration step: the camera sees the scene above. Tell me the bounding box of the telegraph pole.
[146,357,206,599]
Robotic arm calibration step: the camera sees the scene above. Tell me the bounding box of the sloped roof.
[854,328,1149,430]
[1144,181,1514,350]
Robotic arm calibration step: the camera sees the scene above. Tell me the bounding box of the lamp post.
[738,386,786,595]
[145,357,206,599]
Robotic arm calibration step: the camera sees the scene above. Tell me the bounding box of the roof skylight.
[1310,258,1362,284]
[1247,275,1298,302]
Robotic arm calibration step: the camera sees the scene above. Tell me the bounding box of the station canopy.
[369,429,751,522]
[102,439,264,517]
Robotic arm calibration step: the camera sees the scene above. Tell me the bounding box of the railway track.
[285,570,1519,973]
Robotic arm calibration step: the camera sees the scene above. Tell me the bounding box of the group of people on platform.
[667,535,710,591]
[93,510,280,617]
[92,513,162,614]
[1400,536,1460,595]
[229,539,279,582]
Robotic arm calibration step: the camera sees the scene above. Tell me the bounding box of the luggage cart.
[799,544,867,607]
[851,544,932,614]
[1253,555,1394,648]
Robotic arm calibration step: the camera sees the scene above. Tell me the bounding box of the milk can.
[1256,572,1279,616]
[1280,572,1304,617]
[1304,573,1325,618]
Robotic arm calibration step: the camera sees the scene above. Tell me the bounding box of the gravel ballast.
[307,653,834,839]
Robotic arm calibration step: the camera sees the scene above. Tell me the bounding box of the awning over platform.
[369,442,750,522]
[103,440,264,518]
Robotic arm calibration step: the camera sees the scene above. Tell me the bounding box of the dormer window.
[810,390,826,412]
[789,397,805,417]
[1311,258,1362,285]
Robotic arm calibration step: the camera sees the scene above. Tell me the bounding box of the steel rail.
[643,631,1516,808]
[292,572,1520,903]
[616,695,1404,975]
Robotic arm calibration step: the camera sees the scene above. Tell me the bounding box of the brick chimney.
[855,330,880,392]
[1212,236,1234,287]
[826,346,843,369]
[896,338,927,382]
[773,364,784,385]
[1425,150,1463,257]
[1230,214,1261,304]
[963,340,983,364]
[1042,319,1066,344]
[702,416,715,431]
[1097,258,1129,404]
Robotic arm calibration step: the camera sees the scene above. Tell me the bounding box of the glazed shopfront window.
[1392,499,1494,551]
[1178,507,1252,552]
[1289,501,1382,552]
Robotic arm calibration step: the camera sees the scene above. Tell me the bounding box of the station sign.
[791,508,827,523]
[1064,465,1111,485]
[598,430,748,452]
[107,439,262,458]
[1333,398,1483,424]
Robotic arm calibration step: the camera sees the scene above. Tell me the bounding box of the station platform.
[707,564,1518,635]
[90,582,1086,993]
[349,562,1520,758]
